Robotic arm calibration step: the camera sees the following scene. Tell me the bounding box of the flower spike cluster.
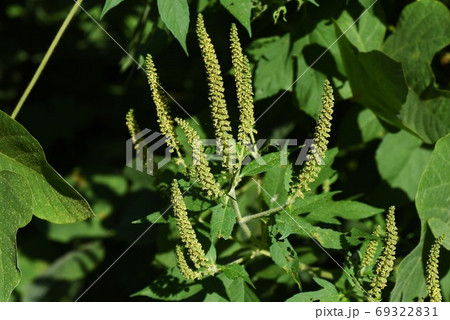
[369,206,398,301]
[196,14,233,166]
[360,225,382,271]
[172,180,213,280]
[291,79,334,198]
[426,235,444,302]
[230,23,257,146]
[145,54,180,154]
[176,118,223,198]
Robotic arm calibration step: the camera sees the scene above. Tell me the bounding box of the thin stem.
[11,0,84,119]
[229,188,252,238]
[241,205,286,223]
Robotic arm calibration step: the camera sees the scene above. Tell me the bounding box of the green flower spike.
[145,54,180,155]
[196,14,233,167]
[369,206,398,301]
[361,225,382,271]
[171,180,210,271]
[426,235,444,302]
[230,23,256,146]
[175,245,203,281]
[291,79,334,198]
[176,118,223,199]
[126,109,141,149]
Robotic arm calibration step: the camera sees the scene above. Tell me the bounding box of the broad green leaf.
[220,275,260,302]
[416,134,450,250]
[335,0,386,52]
[0,110,94,223]
[157,0,190,54]
[100,0,125,19]
[391,135,450,301]
[210,203,236,239]
[384,0,450,94]
[23,242,104,301]
[306,200,383,225]
[132,267,203,301]
[357,108,384,142]
[262,164,291,209]
[249,34,294,101]
[221,263,253,287]
[269,239,301,288]
[275,213,343,249]
[400,90,450,145]
[336,26,408,129]
[0,171,32,301]
[132,211,172,224]
[287,278,343,302]
[219,0,252,36]
[240,151,284,177]
[376,130,432,200]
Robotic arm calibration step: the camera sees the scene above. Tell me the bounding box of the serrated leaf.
[287,278,342,302]
[210,203,236,239]
[0,171,32,301]
[376,130,432,200]
[269,239,301,288]
[240,151,284,177]
[100,0,125,20]
[221,263,253,287]
[219,275,260,302]
[0,110,94,224]
[220,0,252,36]
[157,0,190,54]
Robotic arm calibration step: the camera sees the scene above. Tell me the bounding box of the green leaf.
[275,213,343,249]
[376,130,432,200]
[0,171,32,301]
[400,90,450,145]
[132,211,172,224]
[100,0,125,20]
[384,0,450,94]
[269,239,301,288]
[416,134,450,250]
[40,217,111,243]
[0,110,94,223]
[336,26,408,129]
[157,0,190,54]
[391,134,450,301]
[249,34,294,101]
[23,242,104,301]
[357,108,385,143]
[132,267,203,301]
[219,275,260,302]
[221,263,253,287]
[306,200,383,225]
[210,203,236,239]
[262,164,291,209]
[240,151,284,177]
[219,0,252,36]
[287,278,342,302]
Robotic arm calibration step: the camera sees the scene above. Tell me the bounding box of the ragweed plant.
[125,14,444,303]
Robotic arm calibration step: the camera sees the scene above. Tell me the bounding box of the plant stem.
[229,188,252,238]
[241,205,287,223]
[11,0,84,119]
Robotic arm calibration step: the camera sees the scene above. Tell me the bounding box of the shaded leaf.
[157,0,190,54]
[221,263,253,287]
[220,0,252,36]
[0,110,94,223]
[287,278,342,302]
[100,0,125,19]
